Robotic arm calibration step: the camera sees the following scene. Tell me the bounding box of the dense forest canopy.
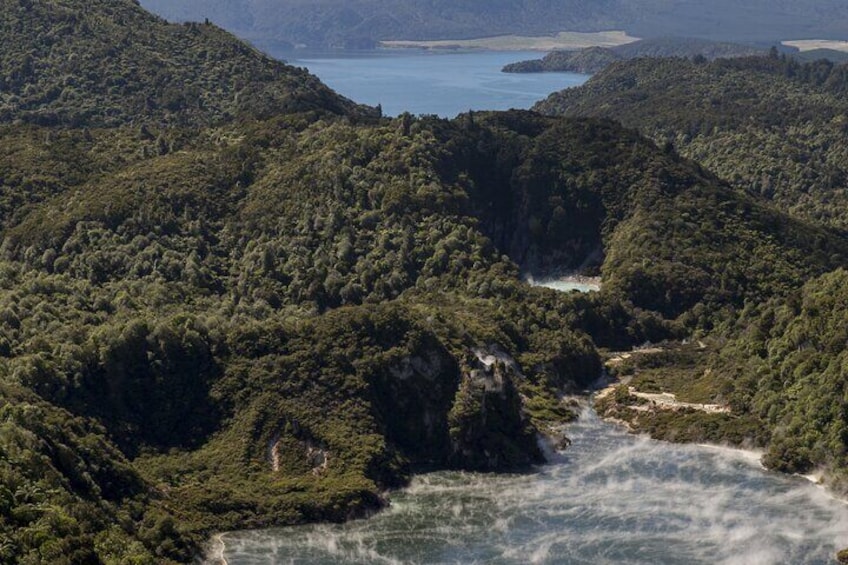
[0,0,367,126]
[4,0,848,563]
[539,52,848,493]
[536,54,848,230]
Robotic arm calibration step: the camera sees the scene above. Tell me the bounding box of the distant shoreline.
[381,30,639,52]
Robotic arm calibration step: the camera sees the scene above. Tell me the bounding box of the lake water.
[218,408,848,564]
[279,49,588,118]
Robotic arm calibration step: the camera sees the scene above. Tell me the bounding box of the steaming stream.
[218,408,848,564]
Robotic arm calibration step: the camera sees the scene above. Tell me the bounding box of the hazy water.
[219,408,848,564]
[279,49,588,117]
[533,279,601,293]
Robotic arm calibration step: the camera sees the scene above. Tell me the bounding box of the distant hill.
[503,47,622,74]
[503,37,765,74]
[611,37,765,60]
[138,0,848,51]
[140,0,626,49]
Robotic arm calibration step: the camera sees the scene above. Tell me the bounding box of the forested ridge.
[536,54,848,230]
[0,0,368,127]
[4,1,848,563]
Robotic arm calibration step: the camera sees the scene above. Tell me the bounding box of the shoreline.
[593,380,848,507]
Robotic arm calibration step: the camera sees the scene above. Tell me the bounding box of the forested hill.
[137,0,848,50]
[5,1,848,563]
[537,50,848,501]
[0,0,365,127]
[535,55,848,230]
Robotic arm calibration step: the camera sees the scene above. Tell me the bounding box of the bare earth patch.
[628,388,730,414]
[604,346,665,368]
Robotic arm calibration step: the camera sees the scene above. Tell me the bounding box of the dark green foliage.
[598,268,848,490]
[714,270,848,480]
[0,105,635,558]
[2,90,844,561]
[447,360,542,470]
[438,111,848,321]
[503,47,623,74]
[0,383,187,564]
[73,316,222,454]
[538,51,848,498]
[2,92,746,556]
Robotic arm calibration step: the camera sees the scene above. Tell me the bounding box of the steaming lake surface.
[219,408,848,564]
[278,49,589,117]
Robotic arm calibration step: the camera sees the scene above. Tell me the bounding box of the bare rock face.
[370,338,545,473]
[368,334,461,469]
[305,441,330,475]
[448,345,543,471]
[267,431,330,476]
